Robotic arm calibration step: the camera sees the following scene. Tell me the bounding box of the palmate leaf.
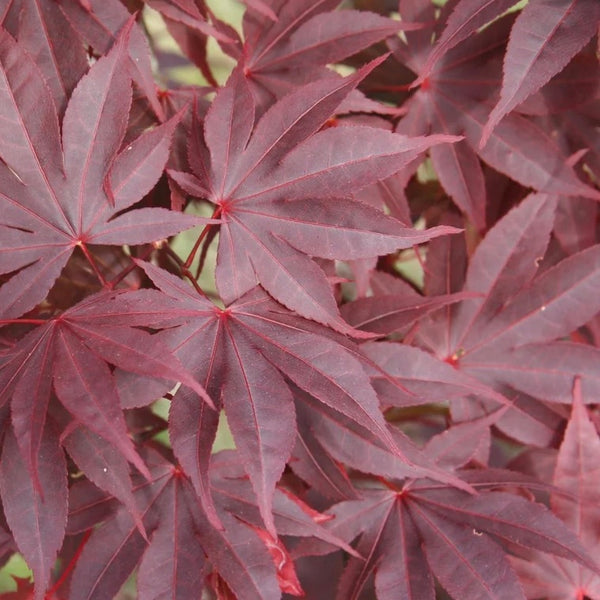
[57,0,174,120]
[392,5,600,229]
[0,426,67,600]
[136,260,468,535]
[482,342,600,403]
[291,388,494,489]
[399,193,600,442]
[213,0,410,110]
[482,0,600,144]
[0,22,202,320]
[0,0,88,116]
[456,242,600,371]
[171,61,460,332]
[0,1,598,597]
[511,381,600,598]
[310,469,599,600]
[402,0,600,150]
[340,290,472,335]
[62,425,144,538]
[411,0,517,86]
[0,289,211,487]
[3,0,166,121]
[67,447,349,600]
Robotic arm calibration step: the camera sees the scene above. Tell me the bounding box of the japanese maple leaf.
[66,447,349,600]
[0,0,88,118]
[390,2,600,230]
[170,59,460,332]
[211,0,412,110]
[135,260,466,536]
[134,0,246,89]
[511,380,600,599]
[141,0,230,43]
[0,289,210,488]
[1,0,165,120]
[402,193,600,443]
[481,0,600,143]
[0,23,201,321]
[413,0,600,119]
[290,385,504,500]
[0,426,66,600]
[309,465,599,599]
[340,286,472,336]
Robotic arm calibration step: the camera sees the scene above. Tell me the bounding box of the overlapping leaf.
[137,261,468,534]
[57,0,168,119]
[213,0,409,110]
[482,0,600,144]
[0,23,200,320]
[309,470,599,600]
[67,447,350,600]
[0,427,67,600]
[170,62,460,331]
[0,1,599,597]
[408,193,600,441]
[0,0,88,116]
[511,381,600,598]
[0,289,209,485]
[392,5,600,229]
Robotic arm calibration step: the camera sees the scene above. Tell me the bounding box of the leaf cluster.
[0,0,599,598]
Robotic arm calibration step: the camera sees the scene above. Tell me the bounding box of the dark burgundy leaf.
[0,427,67,600]
[1,0,88,116]
[413,0,517,84]
[316,476,598,600]
[393,7,600,217]
[475,342,600,404]
[173,61,460,330]
[482,0,600,144]
[63,426,143,536]
[137,261,470,525]
[136,477,207,600]
[413,502,524,600]
[57,0,166,119]
[235,1,404,109]
[69,447,349,599]
[292,400,359,501]
[512,380,600,598]
[296,389,473,490]
[0,24,201,320]
[69,468,169,600]
[450,193,557,351]
[362,342,508,407]
[257,10,402,72]
[0,289,211,484]
[341,290,472,335]
[464,244,600,353]
[2,2,600,598]
[408,192,600,429]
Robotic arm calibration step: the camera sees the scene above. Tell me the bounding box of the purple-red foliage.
[0,0,599,598]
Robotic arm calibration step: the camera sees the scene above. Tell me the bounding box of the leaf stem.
[195,225,219,279]
[78,243,108,287]
[107,244,156,290]
[163,245,209,299]
[0,318,47,325]
[184,206,221,269]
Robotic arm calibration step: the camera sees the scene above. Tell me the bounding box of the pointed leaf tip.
[479,120,495,150]
[115,12,138,49]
